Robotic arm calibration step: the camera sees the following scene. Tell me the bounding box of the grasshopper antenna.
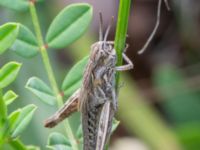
[99,12,104,41]
[164,0,170,11]
[137,0,170,55]
[103,16,114,48]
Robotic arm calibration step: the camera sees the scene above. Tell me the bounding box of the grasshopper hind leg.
[44,89,80,128]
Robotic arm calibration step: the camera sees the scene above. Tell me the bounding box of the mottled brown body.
[44,1,171,147]
[80,41,117,150]
[45,15,133,150]
[44,41,133,150]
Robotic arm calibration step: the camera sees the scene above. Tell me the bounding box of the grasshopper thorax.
[90,41,116,68]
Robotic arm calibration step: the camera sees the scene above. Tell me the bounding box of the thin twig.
[28,2,78,150]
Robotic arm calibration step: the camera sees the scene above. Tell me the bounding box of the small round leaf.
[111,119,120,133]
[26,77,56,106]
[76,124,83,139]
[11,25,39,58]
[47,132,71,150]
[0,0,29,11]
[0,62,21,89]
[3,90,18,105]
[0,23,19,55]
[27,145,40,150]
[10,104,37,138]
[8,109,21,132]
[46,3,93,48]
[61,56,88,97]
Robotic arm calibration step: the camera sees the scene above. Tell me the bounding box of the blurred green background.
[0,0,200,150]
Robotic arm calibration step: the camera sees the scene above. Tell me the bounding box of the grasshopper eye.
[90,46,102,62]
[107,45,113,53]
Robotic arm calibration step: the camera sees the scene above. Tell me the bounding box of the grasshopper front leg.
[115,53,133,71]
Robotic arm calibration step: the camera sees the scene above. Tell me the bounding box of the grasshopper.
[44,0,170,149]
[45,13,133,150]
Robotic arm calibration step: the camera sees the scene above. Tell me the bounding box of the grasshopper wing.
[96,101,112,150]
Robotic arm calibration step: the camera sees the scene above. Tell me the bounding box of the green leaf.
[0,23,19,55]
[46,3,93,48]
[111,118,120,133]
[0,62,21,89]
[47,132,71,150]
[176,123,200,150]
[27,145,41,150]
[11,24,39,58]
[26,77,56,106]
[64,80,82,98]
[3,90,18,105]
[0,92,7,122]
[8,109,21,132]
[10,104,37,138]
[0,0,29,11]
[61,56,88,97]
[76,125,82,139]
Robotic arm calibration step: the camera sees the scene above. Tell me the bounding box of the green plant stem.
[29,2,62,106]
[0,90,5,147]
[29,2,78,150]
[113,1,182,149]
[9,139,27,150]
[0,89,7,121]
[114,0,131,87]
[10,139,27,150]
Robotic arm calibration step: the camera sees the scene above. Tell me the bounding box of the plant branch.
[28,2,78,150]
[0,89,7,121]
[114,0,131,87]
[9,139,27,150]
[29,1,61,106]
[0,89,6,148]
